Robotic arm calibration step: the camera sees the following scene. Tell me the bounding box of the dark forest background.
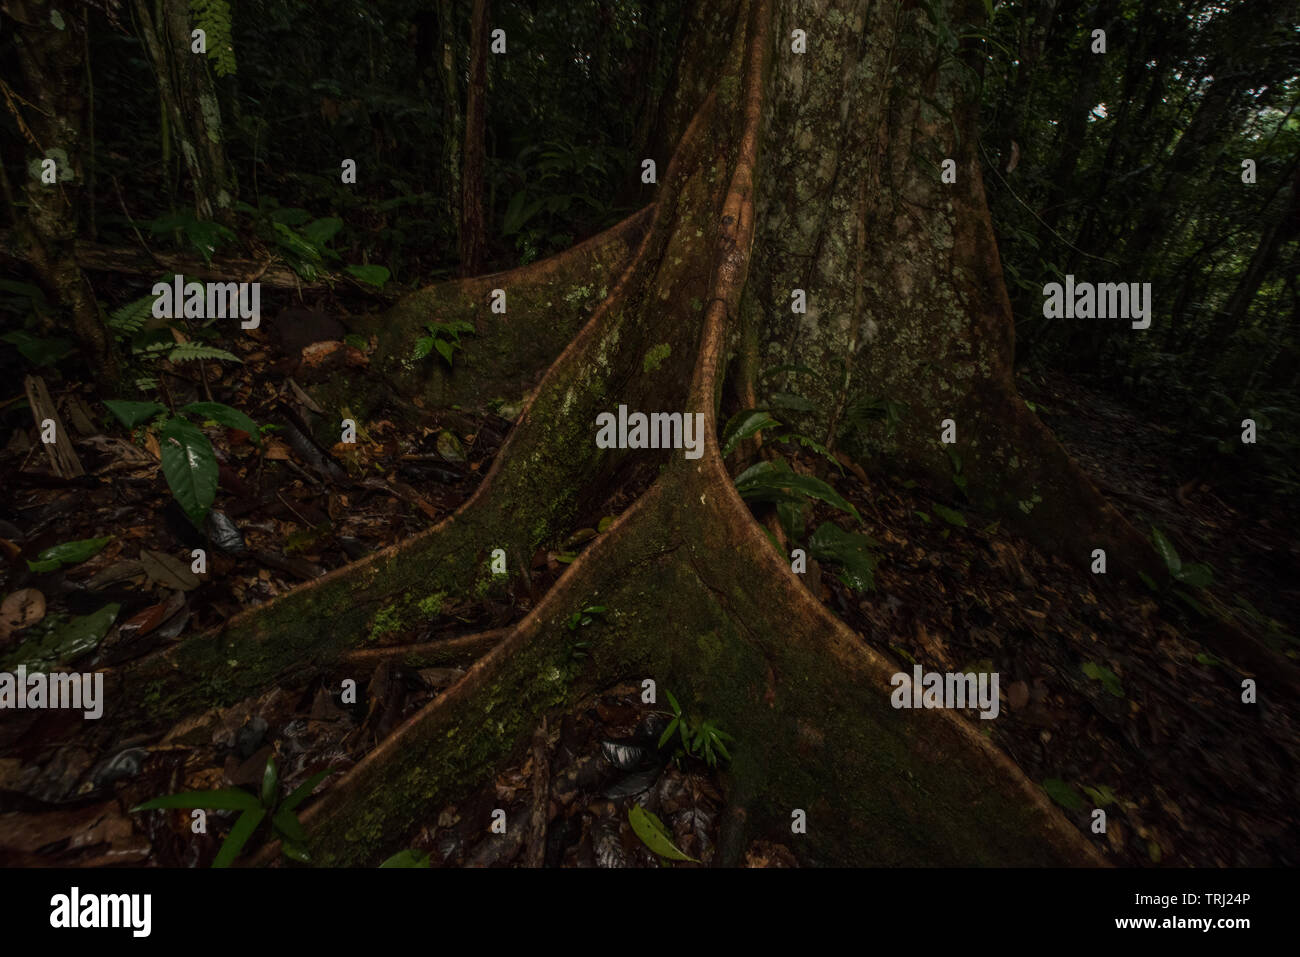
[3,0,1298,508]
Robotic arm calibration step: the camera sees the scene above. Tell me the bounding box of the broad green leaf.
[104,399,167,429]
[280,770,332,813]
[1150,527,1181,575]
[413,337,435,360]
[213,807,265,868]
[133,788,262,813]
[735,460,860,521]
[271,807,307,846]
[379,849,432,868]
[807,522,880,592]
[281,841,311,864]
[160,416,218,526]
[180,402,262,445]
[2,602,119,671]
[1042,778,1084,811]
[345,264,391,288]
[26,536,112,573]
[628,804,698,862]
[433,338,455,366]
[720,409,780,458]
[301,217,343,247]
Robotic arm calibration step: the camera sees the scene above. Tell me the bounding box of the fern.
[168,343,243,364]
[190,0,237,77]
[108,294,157,337]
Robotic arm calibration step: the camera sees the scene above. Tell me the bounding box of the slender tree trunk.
[459,0,489,275]
[133,0,236,223]
[2,0,119,384]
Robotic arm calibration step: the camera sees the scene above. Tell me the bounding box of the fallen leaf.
[0,588,45,640]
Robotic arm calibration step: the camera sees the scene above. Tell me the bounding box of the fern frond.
[168,343,243,364]
[191,0,237,77]
[108,294,156,337]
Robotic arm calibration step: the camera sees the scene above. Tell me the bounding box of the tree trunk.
[2,0,120,385]
[459,0,489,276]
[133,0,236,223]
[70,0,1165,869]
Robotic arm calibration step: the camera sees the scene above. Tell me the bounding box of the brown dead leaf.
[0,588,45,640]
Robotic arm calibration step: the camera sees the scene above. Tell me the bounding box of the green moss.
[418,591,446,618]
[368,603,403,643]
[642,342,672,373]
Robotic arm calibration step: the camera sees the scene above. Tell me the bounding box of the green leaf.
[180,401,262,445]
[628,804,699,862]
[261,757,279,808]
[807,522,880,592]
[160,416,219,526]
[281,841,311,864]
[1150,527,1181,575]
[104,399,167,429]
[301,217,343,247]
[132,788,262,813]
[413,337,435,360]
[345,264,391,289]
[26,536,112,573]
[932,503,967,527]
[1174,562,1213,588]
[664,689,680,716]
[768,392,816,413]
[1042,778,1084,811]
[720,409,781,458]
[280,770,332,813]
[1081,784,1117,807]
[213,807,265,868]
[658,717,680,749]
[1081,661,1124,697]
[433,338,455,366]
[379,849,432,868]
[735,459,860,521]
[0,330,75,366]
[2,602,119,671]
[168,343,244,364]
[271,807,307,846]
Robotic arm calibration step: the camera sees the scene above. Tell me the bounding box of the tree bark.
[2,0,120,384]
[459,0,490,276]
[132,0,236,223]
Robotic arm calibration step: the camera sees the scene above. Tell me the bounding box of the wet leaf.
[180,402,263,446]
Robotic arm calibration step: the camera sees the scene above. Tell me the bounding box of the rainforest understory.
[2,0,1298,868]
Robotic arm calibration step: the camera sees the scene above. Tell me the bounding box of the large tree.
[89,0,1187,865]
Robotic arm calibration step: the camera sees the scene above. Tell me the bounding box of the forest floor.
[0,302,1296,867]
